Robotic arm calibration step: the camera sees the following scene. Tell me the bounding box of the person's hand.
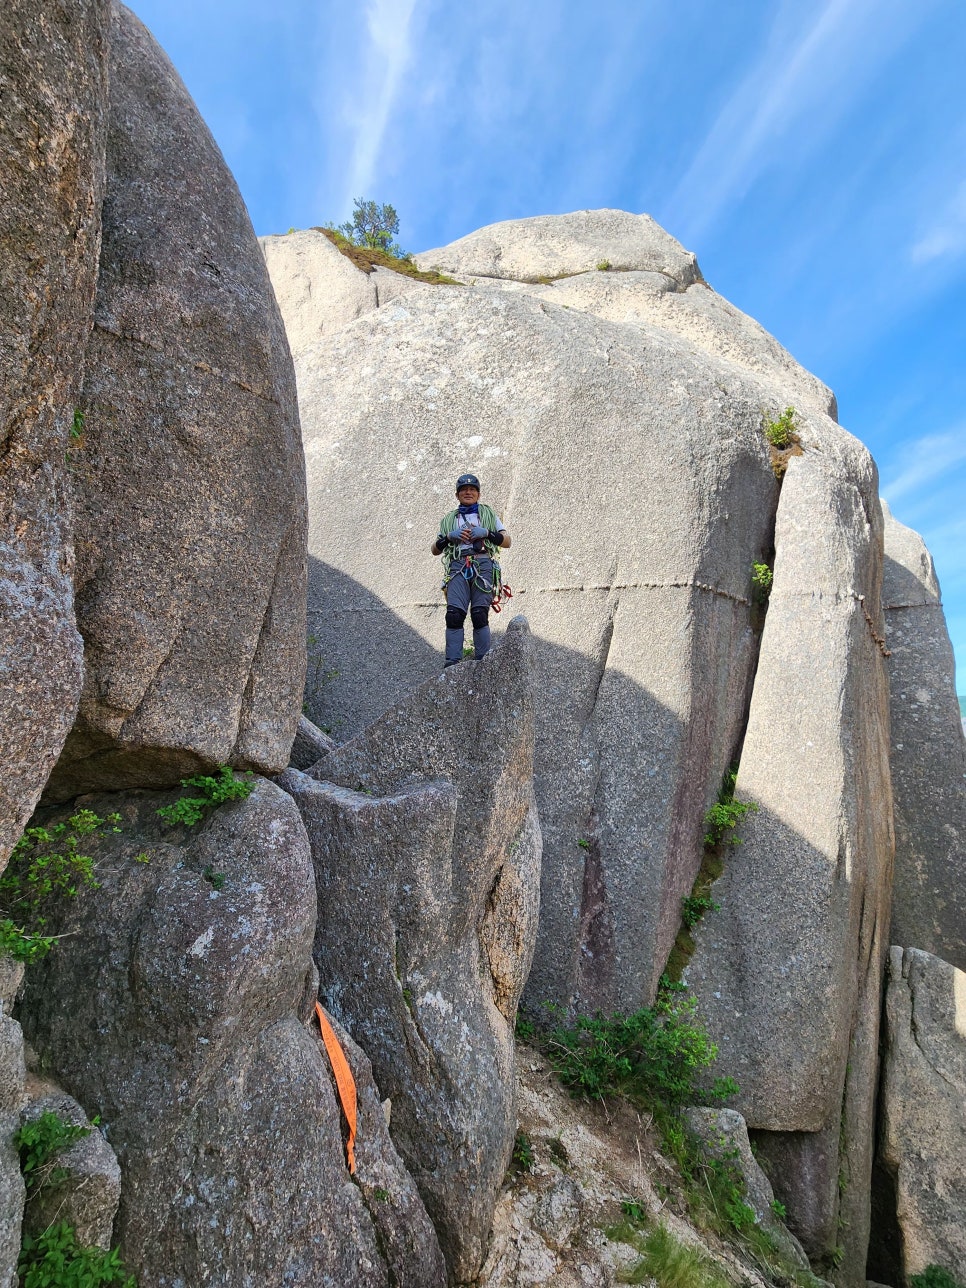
[469,524,488,541]
[447,529,465,544]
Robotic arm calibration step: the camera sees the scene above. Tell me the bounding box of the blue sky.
[132,0,966,689]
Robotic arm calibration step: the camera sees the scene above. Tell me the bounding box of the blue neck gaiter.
[458,502,479,516]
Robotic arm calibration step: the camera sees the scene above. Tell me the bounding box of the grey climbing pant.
[444,556,494,664]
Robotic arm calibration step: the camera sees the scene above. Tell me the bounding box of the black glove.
[488,529,505,546]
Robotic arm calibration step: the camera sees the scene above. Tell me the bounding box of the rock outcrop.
[19,779,444,1287]
[684,442,893,1285]
[19,1089,121,1249]
[265,207,871,1030]
[43,2,307,802]
[882,502,966,971]
[280,617,540,1283]
[415,209,703,286]
[261,228,428,363]
[0,0,110,867]
[878,947,966,1282]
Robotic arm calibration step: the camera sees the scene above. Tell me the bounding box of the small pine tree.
[338,199,406,257]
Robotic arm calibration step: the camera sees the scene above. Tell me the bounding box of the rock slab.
[45,2,307,801]
[686,443,893,1287]
[19,778,444,1287]
[882,501,966,971]
[879,946,966,1282]
[280,617,540,1283]
[0,0,110,865]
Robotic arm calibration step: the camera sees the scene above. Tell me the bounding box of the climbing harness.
[441,552,512,611]
[315,1002,357,1174]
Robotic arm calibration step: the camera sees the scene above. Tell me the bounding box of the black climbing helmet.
[455,473,481,493]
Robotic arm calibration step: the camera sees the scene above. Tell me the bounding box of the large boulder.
[18,778,444,1287]
[0,0,110,865]
[44,2,307,802]
[878,947,966,1282]
[265,207,863,1021]
[882,501,966,970]
[685,443,893,1286]
[415,209,703,285]
[279,618,540,1283]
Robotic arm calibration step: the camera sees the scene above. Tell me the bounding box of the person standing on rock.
[431,474,511,667]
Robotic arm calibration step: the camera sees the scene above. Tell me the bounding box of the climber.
[431,473,511,667]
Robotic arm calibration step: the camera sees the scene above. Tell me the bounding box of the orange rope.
[315,1002,357,1174]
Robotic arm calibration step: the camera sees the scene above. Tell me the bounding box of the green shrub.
[910,1268,966,1288]
[545,991,734,1110]
[764,406,798,449]
[18,1223,135,1288]
[703,768,757,848]
[157,765,255,827]
[0,810,120,961]
[16,1111,91,1194]
[751,561,773,601]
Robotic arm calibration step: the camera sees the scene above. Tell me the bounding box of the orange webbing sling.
[315,1002,357,1174]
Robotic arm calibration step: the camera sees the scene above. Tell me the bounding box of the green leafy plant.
[751,561,773,602]
[16,1112,91,1194]
[597,260,611,271]
[18,1223,136,1288]
[0,810,120,962]
[515,1015,535,1040]
[202,866,225,891]
[70,409,85,442]
[681,894,719,929]
[373,1187,390,1202]
[157,765,255,828]
[764,406,798,449]
[910,1268,966,1288]
[577,838,590,850]
[770,1198,787,1221]
[703,768,757,848]
[545,991,734,1110]
[620,1198,647,1224]
[511,1130,534,1173]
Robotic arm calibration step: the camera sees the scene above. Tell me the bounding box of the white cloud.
[340,0,419,209]
[911,180,966,264]
[668,0,934,245]
[881,430,966,507]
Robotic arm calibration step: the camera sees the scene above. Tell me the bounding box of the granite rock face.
[19,1089,121,1249]
[0,1006,25,1288]
[879,947,966,1282]
[19,778,443,1287]
[280,618,540,1283]
[685,444,893,1286]
[261,229,427,364]
[415,209,702,286]
[266,208,861,1020]
[44,2,306,802]
[882,501,966,971]
[0,0,110,866]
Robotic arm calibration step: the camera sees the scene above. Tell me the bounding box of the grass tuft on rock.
[316,227,461,285]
